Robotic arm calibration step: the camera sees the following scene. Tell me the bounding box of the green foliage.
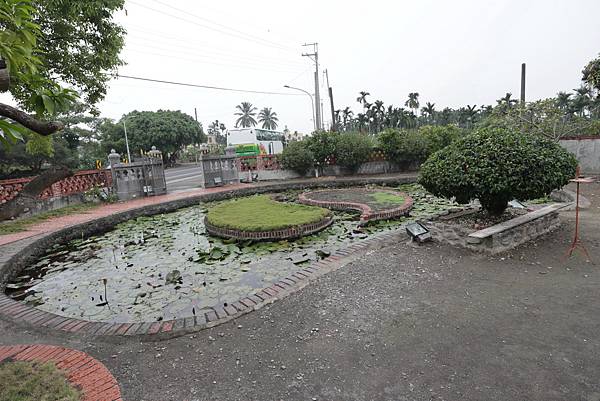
[0,203,98,234]
[99,110,205,159]
[583,54,600,95]
[0,361,81,401]
[206,195,330,231]
[306,130,339,165]
[234,102,258,128]
[12,0,125,111]
[419,127,578,215]
[418,125,464,153]
[0,0,124,150]
[378,128,429,167]
[478,98,600,140]
[334,132,374,171]
[281,140,314,175]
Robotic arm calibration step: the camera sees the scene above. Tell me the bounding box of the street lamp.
[284,85,316,132]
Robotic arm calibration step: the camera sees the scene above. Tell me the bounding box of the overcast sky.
[49,0,600,133]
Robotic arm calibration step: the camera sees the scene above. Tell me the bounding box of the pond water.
[6,185,457,323]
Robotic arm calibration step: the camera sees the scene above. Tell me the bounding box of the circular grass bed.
[0,361,81,401]
[205,195,332,240]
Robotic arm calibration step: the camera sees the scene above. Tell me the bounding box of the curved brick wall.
[205,215,333,241]
[298,189,413,222]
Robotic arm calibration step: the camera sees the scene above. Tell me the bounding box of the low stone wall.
[424,204,567,254]
[204,215,333,241]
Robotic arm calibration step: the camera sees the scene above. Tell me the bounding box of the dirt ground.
[1,182,598,401]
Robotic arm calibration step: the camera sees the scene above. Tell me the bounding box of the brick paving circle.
[298,188,413,222]
[0,344,122,401]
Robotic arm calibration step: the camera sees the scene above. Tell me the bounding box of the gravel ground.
[1,182,598,401]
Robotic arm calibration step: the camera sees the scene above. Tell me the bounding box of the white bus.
[227,128,285,155]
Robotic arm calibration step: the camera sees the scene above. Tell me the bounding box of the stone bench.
[467,203,570,253]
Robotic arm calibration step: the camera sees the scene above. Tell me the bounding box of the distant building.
[228,128,284,155]
[285,130,304,142]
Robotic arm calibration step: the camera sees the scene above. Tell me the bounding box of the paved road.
[164,164,204,192]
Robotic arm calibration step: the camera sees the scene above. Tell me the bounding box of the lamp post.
[284,85,316,132]
[122,120,132,163]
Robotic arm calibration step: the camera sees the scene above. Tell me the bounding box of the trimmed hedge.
[419,127,577,215]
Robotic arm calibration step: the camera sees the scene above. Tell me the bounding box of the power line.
[148,0,299,51]
[125,24,305,67]
[127,0,298,54]
[125,37,305,70]
[114,73,304,95]
[126,46,305,74]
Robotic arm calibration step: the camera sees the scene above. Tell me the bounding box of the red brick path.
[0,344,122,401]
[0,184,247,246]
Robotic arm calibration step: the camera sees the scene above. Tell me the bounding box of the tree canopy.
[10,0,126,112]
[99,110,206,159]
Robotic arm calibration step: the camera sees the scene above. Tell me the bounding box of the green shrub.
[334,132,374,171]
[419,127,577,215]
[306,130,338,165]
[281,140,314,174]
[378,128,429,168]
[418,125,464,153]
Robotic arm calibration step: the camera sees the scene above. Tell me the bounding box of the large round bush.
[334,132,374,171]
[281,140,314,175]
[419,127,577,215]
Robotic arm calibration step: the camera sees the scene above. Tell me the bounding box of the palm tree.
[422,102,436,124]
[257,107,279,130]
[405,93,420,120]
[496,93,518,108]
[341,107,353,131]
[356,113,368,133]
[234,102,258,127]
[356,91,370,107]
[465,104,478,128]
[572,86,592,116]
[556,91,572,111]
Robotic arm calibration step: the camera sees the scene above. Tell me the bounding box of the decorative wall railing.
[237,155,282,172]
[0,170,112,204]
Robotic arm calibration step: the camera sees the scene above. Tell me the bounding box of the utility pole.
[324,69,336,130]
[302,43,321,131]
[194,107,198,122]
[520,63,526,104]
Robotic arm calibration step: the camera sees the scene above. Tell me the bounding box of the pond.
[5,185,457,324]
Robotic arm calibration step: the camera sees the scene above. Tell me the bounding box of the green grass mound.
[0,361,82,401]
[370,191,405,205]
[207,195,330,232]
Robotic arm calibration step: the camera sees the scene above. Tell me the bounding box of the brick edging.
[298,188,413,222]
[0,344,122,401]
[204,215,333,241]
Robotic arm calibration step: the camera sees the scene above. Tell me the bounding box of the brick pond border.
[0,344,122,401]
[298,188,413,223]
[0,176,430,339]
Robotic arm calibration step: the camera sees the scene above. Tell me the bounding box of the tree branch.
[0,102,64,135]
